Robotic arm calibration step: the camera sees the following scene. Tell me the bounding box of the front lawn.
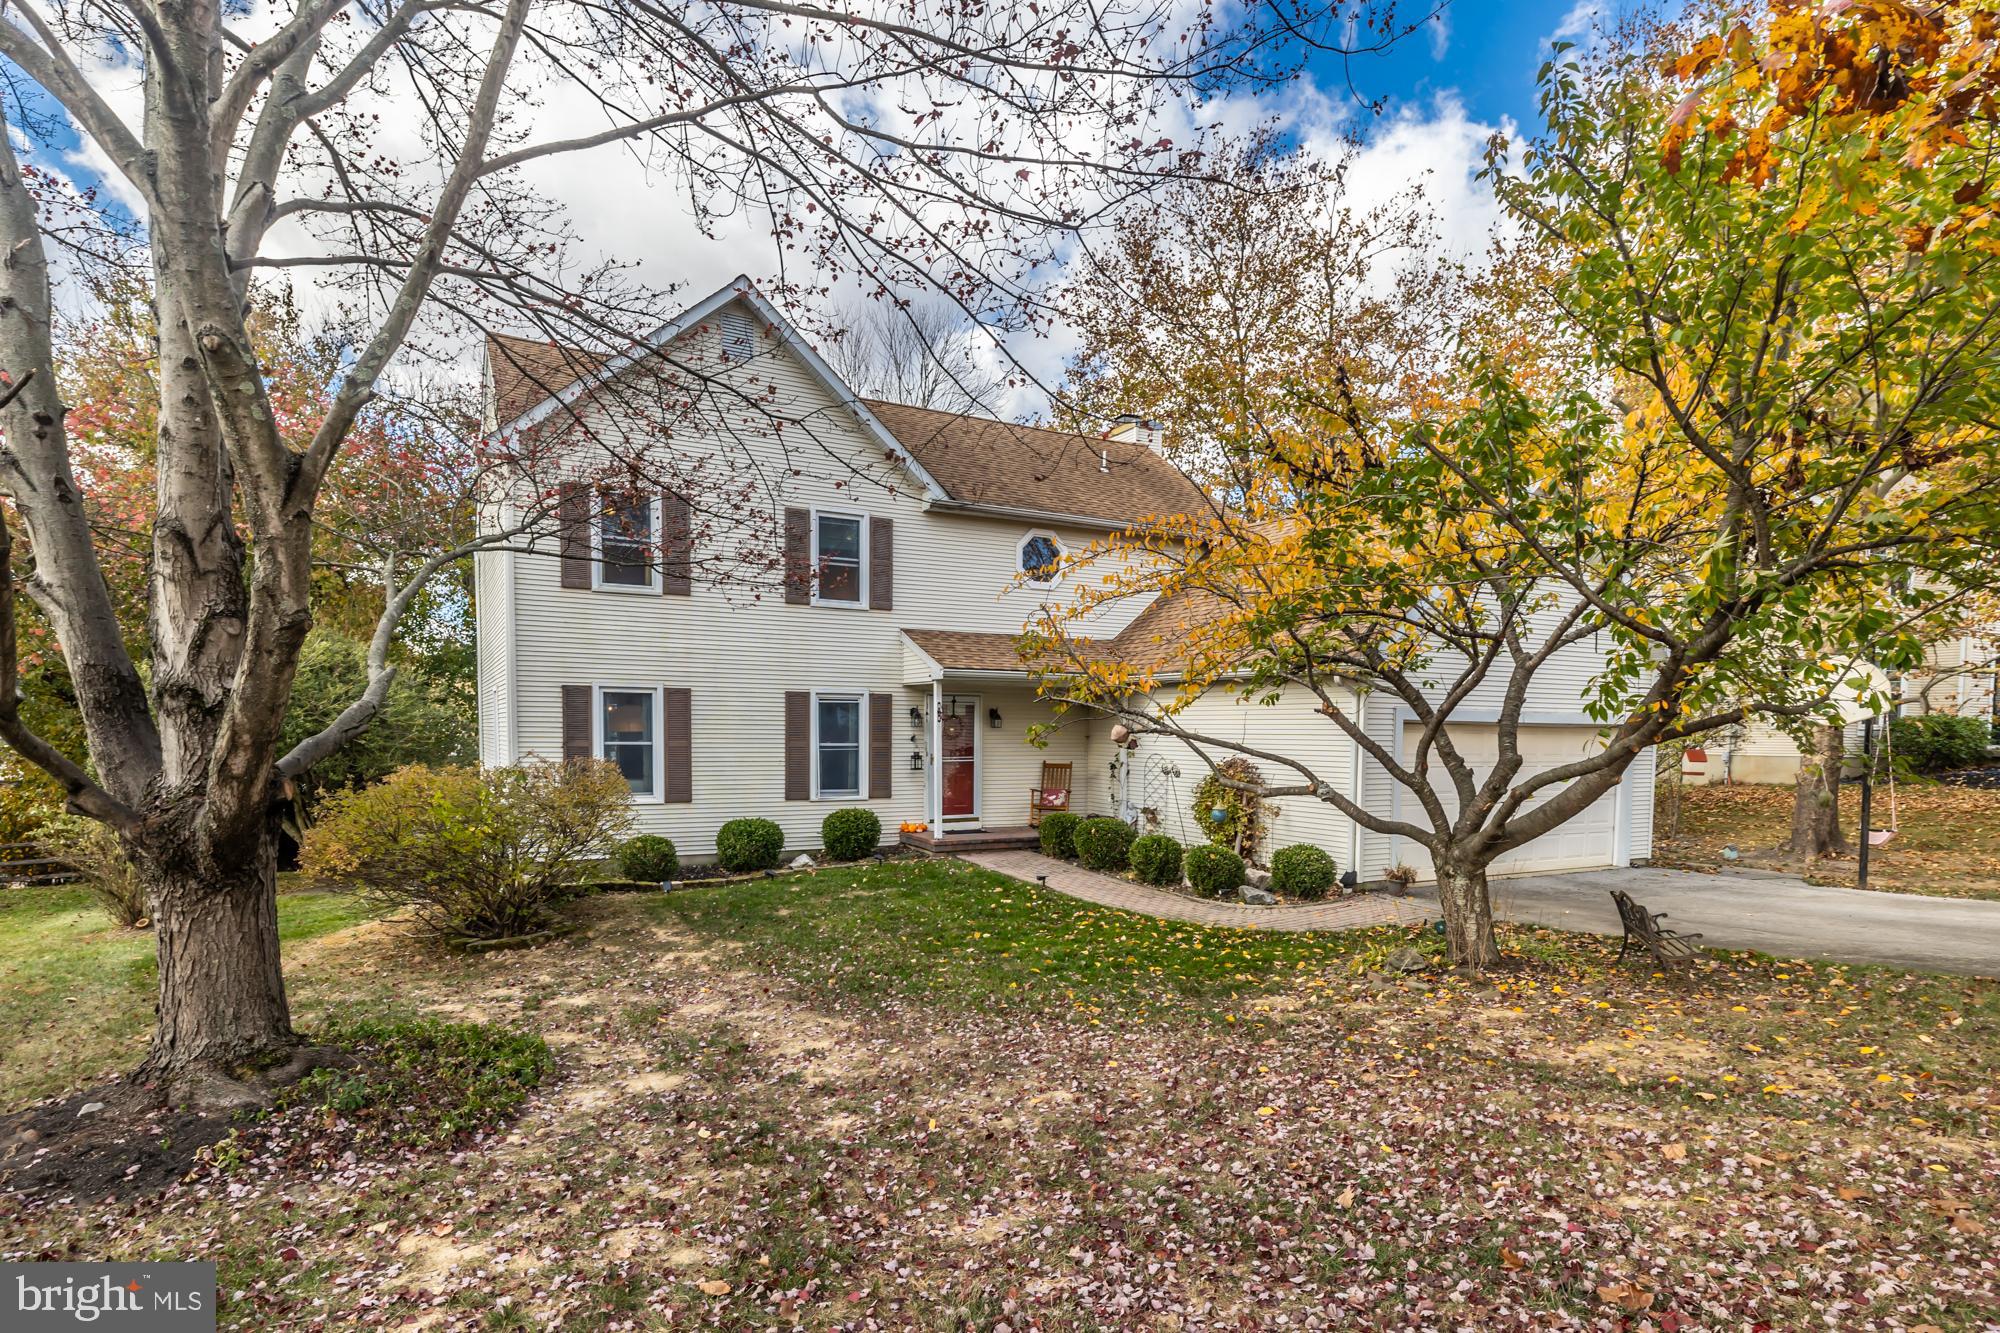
[4,858,1997,1330]
[1658,781,2000,901]
[0,882,376,1107]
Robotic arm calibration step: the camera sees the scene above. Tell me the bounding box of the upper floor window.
[595,492,658,591]
[813,511,866,606]
[598,686,659,799]
[1019,530,1064,587]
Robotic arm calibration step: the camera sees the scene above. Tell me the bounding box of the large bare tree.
[0,0,1423,1104]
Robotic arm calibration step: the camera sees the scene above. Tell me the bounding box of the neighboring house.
[1683,641,1994,785]
[1902,631,1998,723]
[474,276,1654,878]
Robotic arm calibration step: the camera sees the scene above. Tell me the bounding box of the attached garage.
[1392,722,1630,879]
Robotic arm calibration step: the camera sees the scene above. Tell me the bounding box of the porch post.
[930,678,943,834]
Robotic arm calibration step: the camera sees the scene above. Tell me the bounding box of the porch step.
[901,825,1042,854]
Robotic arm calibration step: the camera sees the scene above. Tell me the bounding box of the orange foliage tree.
[1031,25,2000,966]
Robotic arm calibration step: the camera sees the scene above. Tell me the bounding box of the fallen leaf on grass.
[1597,1282,1655,1313]
[697,1279,732,1296]
[1660,1142,1687,1162]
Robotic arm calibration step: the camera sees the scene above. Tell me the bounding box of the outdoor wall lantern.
[988,707,1003,729]
[908,706,923,727]
[909,751,923,771]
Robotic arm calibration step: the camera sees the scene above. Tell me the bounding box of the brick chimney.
[1104,413,1166,455]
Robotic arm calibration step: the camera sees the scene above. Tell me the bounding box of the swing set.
[1865,719,1899,848]
[1857,714,1897,890]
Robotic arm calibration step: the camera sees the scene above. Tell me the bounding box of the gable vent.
[719,309,755,361]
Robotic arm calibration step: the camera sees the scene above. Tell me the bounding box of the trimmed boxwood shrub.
[1074,816,1137,871]
[1269,844,1338,900]
[616,834,680,883]
[1891,713,1990,773]
[1129,834,1183,887]
[821,808,882,860]
[1184,843,1246,898]
[1038,810,1082,860]
[716,817,785,872]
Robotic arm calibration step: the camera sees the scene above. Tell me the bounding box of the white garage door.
[1396,723,1621,877]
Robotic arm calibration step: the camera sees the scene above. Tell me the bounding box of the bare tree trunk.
[132,815,294,1103]
[1434,860,1501,969]
[1788,723,1850,860]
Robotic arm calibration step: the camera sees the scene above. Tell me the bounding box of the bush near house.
[1184,843,1246,898]
[1038,811,1082,860]
[1269,844,1339,900]
[716,817,786,872]
[303,761,632,941]
[1074,816,1137,871]
[1190,757,1266,857]
[1129,834,1183,887]
[616,835,680,883]
[1892,714,1991,774]
[37,813,148,927]
[821,808,883,861]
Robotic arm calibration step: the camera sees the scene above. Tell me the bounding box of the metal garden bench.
[1610,889,1704,968]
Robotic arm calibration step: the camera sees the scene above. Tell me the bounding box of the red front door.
[940,697,977,818]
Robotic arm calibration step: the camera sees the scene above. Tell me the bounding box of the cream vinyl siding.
[1102,684,1363,869]
[474,544,514,765]
[490,299,1160,857]
[1099,684,1655,883]
[962,686,1090,825]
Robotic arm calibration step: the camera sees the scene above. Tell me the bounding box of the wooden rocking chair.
[1028,761,1073,827]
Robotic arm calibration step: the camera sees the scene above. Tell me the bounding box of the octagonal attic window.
[1019,531,1064,586]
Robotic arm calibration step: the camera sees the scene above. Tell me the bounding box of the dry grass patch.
[2,863,1996,1330]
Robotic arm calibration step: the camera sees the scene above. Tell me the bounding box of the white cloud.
[24,2,1515,422]
[1548,0,1604,48]
[1428,9,1452,61]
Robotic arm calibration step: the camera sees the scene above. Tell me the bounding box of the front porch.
[899,629,1102,839]
[899,824,1042,854]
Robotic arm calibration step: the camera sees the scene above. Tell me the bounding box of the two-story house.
[475,276,1655,875]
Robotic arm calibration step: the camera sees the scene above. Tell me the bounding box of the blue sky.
[8,0,1608,404]
[1312,2,1592,132]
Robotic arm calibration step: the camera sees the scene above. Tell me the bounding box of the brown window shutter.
[783,507,810,604]
[561,684,592,763]
[868,692,892,799]
[661,492,692,596]
[784,691,810,800]
[664,687,692,802]
[869,517,893,611]
[558,484,592,589]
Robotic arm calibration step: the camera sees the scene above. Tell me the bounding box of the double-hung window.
[813,694,863,798]
[595,492,657,591]
[812,512,865,606]
[598,687,660,799]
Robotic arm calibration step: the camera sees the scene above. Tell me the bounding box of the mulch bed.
[1939,765,2000,790]
[0,1082,242,1204]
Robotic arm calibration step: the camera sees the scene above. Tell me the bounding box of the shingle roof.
[1105,586,1234,667]
[902,629,1034,672]
[860,399,1205,528]
[485,332,603,425]
[905,587,1231,677]
[483,330,1206,529]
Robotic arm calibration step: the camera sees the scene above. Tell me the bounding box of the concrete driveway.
[1415,866,2000,976]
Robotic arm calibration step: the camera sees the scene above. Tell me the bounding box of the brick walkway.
[962,850,1431,933]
